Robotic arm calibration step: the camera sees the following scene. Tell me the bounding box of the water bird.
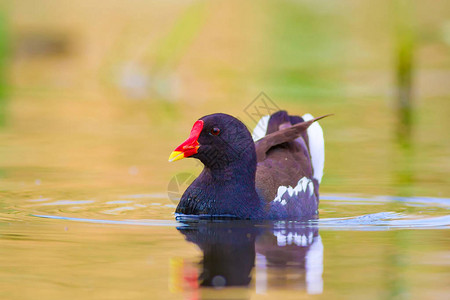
[168,111,330,219]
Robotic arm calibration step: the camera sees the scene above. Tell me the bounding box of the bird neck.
[176,157,265,219]
[197,163,264,218]
[203,158,256,183]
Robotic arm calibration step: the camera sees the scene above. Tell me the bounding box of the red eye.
[210,127,221,136]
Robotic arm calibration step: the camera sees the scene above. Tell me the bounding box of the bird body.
[169,111,329,220]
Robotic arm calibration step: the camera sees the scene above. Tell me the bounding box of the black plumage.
[170,111,329,220]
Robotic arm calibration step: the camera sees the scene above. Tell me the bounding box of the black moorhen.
[168,111,329,220]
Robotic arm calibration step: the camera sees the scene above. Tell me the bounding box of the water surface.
[1,1,449,299]
[1,193,448,300]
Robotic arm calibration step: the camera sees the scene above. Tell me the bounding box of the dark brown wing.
[254,113,331,208]
[254,114,331,163]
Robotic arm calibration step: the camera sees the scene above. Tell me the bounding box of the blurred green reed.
[152,1,208,74]
[394,0,415,148]
[261,1,344,101]
[0,10,8,127]
[392,0,416,197]
[149,1,208,114]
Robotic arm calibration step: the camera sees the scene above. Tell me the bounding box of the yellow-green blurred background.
[1,0,449,199]
[1,2,449,300]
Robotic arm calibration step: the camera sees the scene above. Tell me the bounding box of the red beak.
[168,120,204,162]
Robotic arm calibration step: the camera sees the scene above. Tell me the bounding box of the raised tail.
[252,111,328,183]
[302,113,325,184]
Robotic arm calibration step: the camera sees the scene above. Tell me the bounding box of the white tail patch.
[252,115,270,141]
[302,114,324,183]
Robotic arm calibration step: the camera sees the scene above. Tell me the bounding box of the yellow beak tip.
[168,151,185,162]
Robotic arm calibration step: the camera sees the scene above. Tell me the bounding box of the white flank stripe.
[277,186,287,197]
[308,181,315,196]
[273,177,315,203]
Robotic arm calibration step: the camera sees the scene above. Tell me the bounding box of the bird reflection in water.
[172,220,323,297]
